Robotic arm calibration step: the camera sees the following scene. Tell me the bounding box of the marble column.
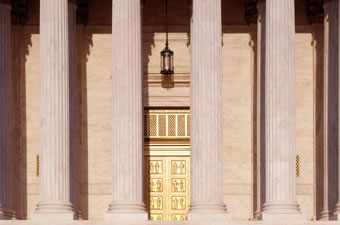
[311,23,325,221]
[69,0,80,219]
[105,0,147,220]
[261,0,302,220]
[330,0,340,220]
[32,0,74,220]
[320,0,339,220]
[254,0,266,220]
[0,1,11,220]
[188,0,229,221]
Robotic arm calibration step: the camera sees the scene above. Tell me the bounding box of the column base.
[0,207,15,220]
[332,204,340,220]
[105,201,148,221]
[332,213,340,221]
[187,201,230,221]
[0,212,9,220]
[31,201,74,221]
[319,210,334,220]
[261,201,303,221]
[253,213,262,221]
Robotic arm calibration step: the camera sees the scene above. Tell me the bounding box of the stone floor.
[1,221,340,225]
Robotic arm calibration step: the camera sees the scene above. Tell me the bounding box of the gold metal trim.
[296,154,300,177]
[36,154,40,177]
[144,109,190,140]
[145,151,190,157]
[145,109,190,113]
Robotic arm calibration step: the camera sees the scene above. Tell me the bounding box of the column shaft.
[320,0,339,220]
[329,0,340,219]
[33,0,74,220]
[262,0,302,219]
[311,23,325,220]
[188,0,229,220]
[255,0,266,220]
[69,1,79,219]
[0,2,12,220]
[337,0,340,217]
[106,0,147,220]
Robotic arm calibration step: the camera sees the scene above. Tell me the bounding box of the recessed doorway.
[144,109,190,221]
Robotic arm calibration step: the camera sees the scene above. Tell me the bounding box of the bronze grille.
[144,110,190,138]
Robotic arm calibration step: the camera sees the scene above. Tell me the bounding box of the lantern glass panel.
[164,52,170,70]
[161,48,174,75]
[161,51,165,72]
[170,51,174,71]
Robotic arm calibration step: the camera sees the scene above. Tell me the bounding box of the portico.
[0,0,339,223]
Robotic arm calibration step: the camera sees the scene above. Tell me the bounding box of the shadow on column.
[17,28,33,219]
[250,18,266,220]
[142,0,156,217]
[315,17,339,220]
[74,27,93,220]
[10,25,20,219]
[325,16,339,219]
[313,23,325,220]
[12,27,33,219]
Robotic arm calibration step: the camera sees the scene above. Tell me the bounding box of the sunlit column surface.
[261,0,303,220]
[32,0,74,220]
[188,0,229,221]
[105,0,147,221]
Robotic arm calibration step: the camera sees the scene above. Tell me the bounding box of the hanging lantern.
[160,0,174,76]
[161,45,174,75]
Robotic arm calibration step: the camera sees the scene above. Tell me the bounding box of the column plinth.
[105,0,147,221]
[32,0,74,220]
[0,2,12,220]
[261,0,303,220]
[188,0,229,221]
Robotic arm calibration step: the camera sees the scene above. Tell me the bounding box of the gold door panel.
[145,156,190,221]
[144,109,190,221]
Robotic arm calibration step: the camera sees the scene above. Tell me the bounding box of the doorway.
[144,109,190,221]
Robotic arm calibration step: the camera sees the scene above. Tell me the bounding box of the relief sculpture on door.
[144,109,190,221]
